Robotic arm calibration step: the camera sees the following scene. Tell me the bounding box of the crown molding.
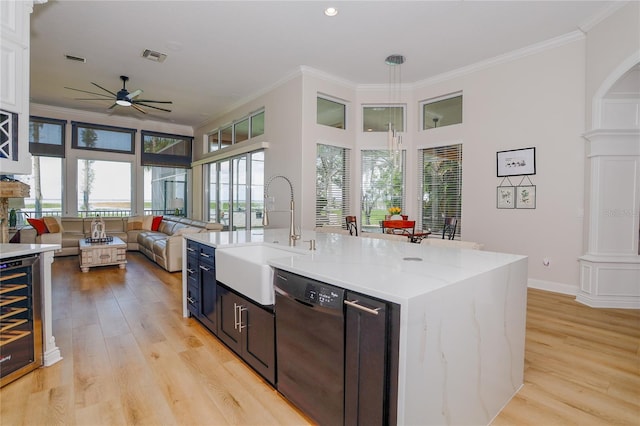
[411,30,586,90]
[579,1,630,33]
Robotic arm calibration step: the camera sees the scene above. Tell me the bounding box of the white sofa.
[19,215,223,272]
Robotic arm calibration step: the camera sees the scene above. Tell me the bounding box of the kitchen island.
[183,229,528,425]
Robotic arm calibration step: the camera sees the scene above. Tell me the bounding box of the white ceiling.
[29,0,616,128]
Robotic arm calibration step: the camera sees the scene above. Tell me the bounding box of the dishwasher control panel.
[275,269,345,309]
[304,284,343,309]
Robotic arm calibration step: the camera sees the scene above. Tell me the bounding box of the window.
[14,156,63,219]
[207,150,264,230]
[361,150,405,232]
[29,116,65,157]
[251,111,265,137]
[363,106,404,132]
[144,166,187,216]
[317,97,346,129]
[235,118,249,143]
[78,159,131,216]
[72,122,135,154]
[316,144,351,227]
[208,109,265,152]
[141,131,192,168]
[419,144,462,238]
[422,94,463,130]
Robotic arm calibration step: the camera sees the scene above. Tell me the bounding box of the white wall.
[192,73,305,226]
[586,2,640,130]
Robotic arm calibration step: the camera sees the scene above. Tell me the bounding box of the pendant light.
[385,54,404,164]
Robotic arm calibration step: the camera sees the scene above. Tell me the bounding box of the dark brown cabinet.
[344,292,400,426]
[217,284,275,385]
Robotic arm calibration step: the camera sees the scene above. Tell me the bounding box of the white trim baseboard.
[527,278,578,296]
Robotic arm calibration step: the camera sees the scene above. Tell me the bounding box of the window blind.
[419,144,462,238]
[316,144,351,228]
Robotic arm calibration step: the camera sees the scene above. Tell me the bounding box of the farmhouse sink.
[215,244,307,305]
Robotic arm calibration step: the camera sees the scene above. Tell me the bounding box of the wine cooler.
[0,255,42,387]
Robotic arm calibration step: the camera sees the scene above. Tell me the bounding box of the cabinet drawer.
[186,256,199,286]
[186,240,200,256]
[199,245,215,267]
[186,284,199,316]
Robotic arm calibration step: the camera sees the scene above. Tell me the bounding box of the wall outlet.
[543,258,550,267]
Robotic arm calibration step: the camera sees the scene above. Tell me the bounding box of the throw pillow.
[142,215,154,231]
[151,216,163,231]
[42,216,62,233]
[27,218,49,236]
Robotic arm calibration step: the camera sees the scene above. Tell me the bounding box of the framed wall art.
[516,185,536,209]
[497,147,536,177]
[497,186,515,209]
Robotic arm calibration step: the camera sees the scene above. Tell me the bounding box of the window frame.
[419,143,463,238]
[208,109,265,152]
[71,121,136,154]
[317,95,346,129]
[29,116,66,158]
[316,143,351,228]
[140,130,192,168]
[420,92,463,130]
[362,104,405,133]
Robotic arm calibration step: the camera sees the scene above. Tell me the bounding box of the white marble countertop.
[185,229,526,304]
[0,243,61,259]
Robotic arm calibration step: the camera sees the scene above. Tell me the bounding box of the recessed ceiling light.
[324,7,338,17]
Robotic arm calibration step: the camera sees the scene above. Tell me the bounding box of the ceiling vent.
[141,49,167,63]
[64,54,86,63]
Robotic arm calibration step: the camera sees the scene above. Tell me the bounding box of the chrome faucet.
[263,175,300,246]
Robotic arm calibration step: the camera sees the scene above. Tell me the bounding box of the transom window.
[363,105,404,133]
[72,122,135,154]
[208,109,265,152]
[422,93,463,130]
[317,96,346,129]
[29,116,66,157]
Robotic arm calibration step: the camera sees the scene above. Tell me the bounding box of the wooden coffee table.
[78,236,127,273]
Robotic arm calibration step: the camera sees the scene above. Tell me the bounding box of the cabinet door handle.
[234,303,247,332]
[186,247,196,252]
[344,299,380,315]
[200,253,211,258]
[186,268,195,274]
[200,265,211,271]
[187,297,196,304]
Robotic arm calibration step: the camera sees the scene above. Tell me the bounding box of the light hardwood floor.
[1,253,638,425]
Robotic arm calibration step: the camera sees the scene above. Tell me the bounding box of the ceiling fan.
[65,75,172,114]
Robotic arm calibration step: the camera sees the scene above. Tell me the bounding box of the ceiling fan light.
[116,99,131,107]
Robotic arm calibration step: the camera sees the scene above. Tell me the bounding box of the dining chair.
[381,220,415,236]
[442,217,458,240]
[345,216,358,236]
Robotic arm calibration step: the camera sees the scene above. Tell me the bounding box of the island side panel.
[400,257,527,425]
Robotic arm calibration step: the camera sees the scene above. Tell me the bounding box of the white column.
[578,130,640,308]
[40,250,62,366]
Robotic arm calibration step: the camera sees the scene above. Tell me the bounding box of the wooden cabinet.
[217,284,275,385]
[1,0,37,175]
[185,240,217,335]
[344,291,400,426]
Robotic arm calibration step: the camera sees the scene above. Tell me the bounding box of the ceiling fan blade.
[91,82,117,97]
[134,99,172,104]
[136,102,172,113]
[131,103,147,114]
[127,89,143,99]
[108,103,118,110]
[74,97,114,101]
[64,87,113,98]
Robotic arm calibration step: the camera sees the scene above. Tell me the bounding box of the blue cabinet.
[186,240,217,335]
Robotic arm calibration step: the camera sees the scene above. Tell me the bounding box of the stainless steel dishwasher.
[274,269,345,426]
